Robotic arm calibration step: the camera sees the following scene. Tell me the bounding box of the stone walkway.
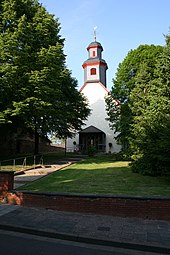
[14,157,83,189]
[1,156,170,253]
[14,163,71,189]
[0,204,170,254]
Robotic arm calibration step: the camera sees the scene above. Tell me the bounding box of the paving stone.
[0,204,18,216]
[0,205,170,252]
[147,232,161,242]
[134,233,147,242]
[97,226,110,231]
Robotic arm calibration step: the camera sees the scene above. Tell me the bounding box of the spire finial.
[93,26,97,42]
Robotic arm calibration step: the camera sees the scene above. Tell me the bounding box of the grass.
[18,155,170,196]
[0,151,66,172]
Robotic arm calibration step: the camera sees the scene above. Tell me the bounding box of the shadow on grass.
[17,164,129,191]
[18,160,170,196]
[73,155,121,164]
[15,154,170,196]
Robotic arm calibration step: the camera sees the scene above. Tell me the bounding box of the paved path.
[1,157,170,253]
[0,204,19,216]
[14,157,83,189]
[0,229,163,255]
[0,204,170,254]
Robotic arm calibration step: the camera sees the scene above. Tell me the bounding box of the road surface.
[0,230,166,255]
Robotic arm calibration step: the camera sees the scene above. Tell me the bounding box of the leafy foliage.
[130,35,170,175]
[106,44,163,154]
[0,0,90,149]
[87,145,97,157]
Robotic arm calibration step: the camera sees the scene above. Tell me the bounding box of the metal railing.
[0,155,43,172]
[66,144,106,153]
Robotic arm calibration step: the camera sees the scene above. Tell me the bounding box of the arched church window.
[90,68,96,75]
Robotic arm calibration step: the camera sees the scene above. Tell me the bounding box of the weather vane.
[93,26,97,42]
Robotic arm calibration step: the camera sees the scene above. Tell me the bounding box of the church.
[67,37,120,154]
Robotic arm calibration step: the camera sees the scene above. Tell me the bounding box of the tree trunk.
[34,127,39,155]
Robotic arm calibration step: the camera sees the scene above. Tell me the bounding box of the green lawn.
[0,151,66,172]
[18,155,170,196]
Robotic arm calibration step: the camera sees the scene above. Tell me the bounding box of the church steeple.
[82,40,108,87]
[93,26,97,42]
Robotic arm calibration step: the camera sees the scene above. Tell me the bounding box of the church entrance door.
[79,126,106,154]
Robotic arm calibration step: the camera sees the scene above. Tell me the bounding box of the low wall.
[0,171,14,200]
[4,191,170,221]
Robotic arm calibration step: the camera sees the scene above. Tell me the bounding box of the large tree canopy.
[106,33,170,176]
[130,35,170,175]
[0,0,90,151]
[106,44,163,154]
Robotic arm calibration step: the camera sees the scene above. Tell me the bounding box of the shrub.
[88,146,97,157]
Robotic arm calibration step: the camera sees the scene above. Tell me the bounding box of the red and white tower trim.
[82,40,108,87]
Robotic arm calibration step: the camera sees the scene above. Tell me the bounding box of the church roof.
[87,41,103,50]
[88,41,102,47]
[79,125,105,134]
[80,81,109,93]
[83,57,107,65]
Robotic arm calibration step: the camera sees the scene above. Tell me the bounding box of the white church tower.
[67,34,120,154]
[82,40,107,86]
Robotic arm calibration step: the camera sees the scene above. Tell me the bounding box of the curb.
[0,223,169,254]
[14,165,42,176]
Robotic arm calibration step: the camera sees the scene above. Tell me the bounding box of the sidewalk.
[14,157,84,189]
[0,204,170,254]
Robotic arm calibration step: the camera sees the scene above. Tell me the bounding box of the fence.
[66,144,106,153]
[0,155,43,172]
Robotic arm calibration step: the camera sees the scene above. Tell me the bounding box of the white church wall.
[67,40,121,154]
[86,65,99,81]
[81,82,120,153]
[67,135,79,152]
[88,47,102,59]
[67,82,121,153]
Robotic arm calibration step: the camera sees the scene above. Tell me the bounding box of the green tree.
[106,45,163,156]
[0,0,90,154]
[130,35,170,175]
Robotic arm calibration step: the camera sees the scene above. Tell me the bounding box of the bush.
[111,151,131,161]
[88,146,97,157]
[130,154,170,176]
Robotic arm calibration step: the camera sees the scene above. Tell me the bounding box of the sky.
[40,0,170,90]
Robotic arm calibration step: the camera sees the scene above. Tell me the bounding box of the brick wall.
[4,191,170,221]
[0,171,14,200]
